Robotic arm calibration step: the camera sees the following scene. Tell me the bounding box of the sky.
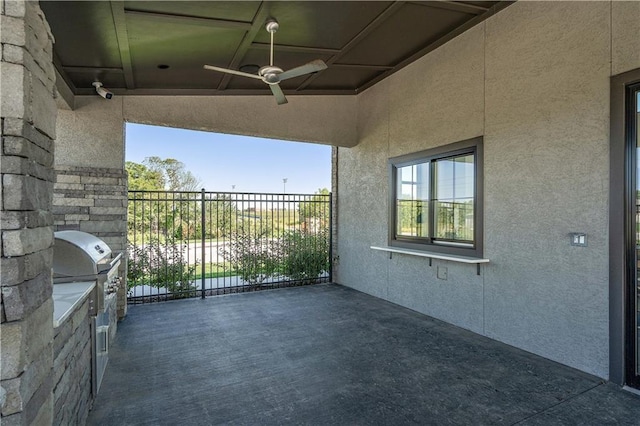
[125,123,331,194]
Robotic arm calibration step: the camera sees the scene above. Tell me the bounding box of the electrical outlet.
[437,266,448,280]
[569,233,587,247]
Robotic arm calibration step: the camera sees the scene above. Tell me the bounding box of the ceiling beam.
[124,9,252,30]
[330,64,394,71]
[251,42,340,56]
[410,1,490,15]
[53,53,76,108]
[297,1,405,91]
[217,2,271,90]
[357,1,514,93]
[54,67,75,110]
[62,66,124,74]
[110,1,135,89]
[328,1,406,63]
[52,52,76,93]
[72,87,356,97]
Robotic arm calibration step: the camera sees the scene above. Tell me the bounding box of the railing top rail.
[128,189,331,197]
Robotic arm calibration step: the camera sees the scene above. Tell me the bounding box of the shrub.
[219,226,280,285]
[279,230,329,282]
[127,237,196,298]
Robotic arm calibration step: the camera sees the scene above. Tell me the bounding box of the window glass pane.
[435,159,454,200]
[400,166,414,183]
[416,163,429,200]
[396,163,429,237]
[454,155,475,199]
[434,153,474,242]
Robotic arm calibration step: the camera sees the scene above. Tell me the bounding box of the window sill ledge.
[370,246,489,274]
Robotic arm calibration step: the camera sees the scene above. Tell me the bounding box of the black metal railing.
[396,199,474,242]
[127,190,331,303]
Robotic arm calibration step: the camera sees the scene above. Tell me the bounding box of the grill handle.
[109,252,123,269]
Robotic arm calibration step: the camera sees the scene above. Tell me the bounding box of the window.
[389,137,483,257]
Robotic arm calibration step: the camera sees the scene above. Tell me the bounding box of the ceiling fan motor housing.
[259,65,283,84]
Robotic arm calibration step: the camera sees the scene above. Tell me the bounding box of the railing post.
[201,188,206,299]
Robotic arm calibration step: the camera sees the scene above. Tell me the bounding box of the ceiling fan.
[204,19,327,105]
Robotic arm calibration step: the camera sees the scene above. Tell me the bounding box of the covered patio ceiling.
[40,1,511,99]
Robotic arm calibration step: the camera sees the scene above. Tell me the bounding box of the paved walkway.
[88,284,640,425]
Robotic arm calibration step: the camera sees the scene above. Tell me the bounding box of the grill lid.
[53,230,113,277]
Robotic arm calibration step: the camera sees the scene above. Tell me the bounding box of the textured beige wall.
[387,24,485,156]
[55,94,356,172]
[612,1,640,75]
[55,97,125,169]
[340,25,487,334]
[483,0,610,379]
[123,95,357,147]
[338,83,391,301]
[337,1,630,379]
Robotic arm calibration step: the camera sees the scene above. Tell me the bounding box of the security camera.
[92,82,113,99]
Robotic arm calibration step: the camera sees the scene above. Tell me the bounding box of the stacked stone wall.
[1,1,57,424]
[52,298,92,425]
[52,166,128,319]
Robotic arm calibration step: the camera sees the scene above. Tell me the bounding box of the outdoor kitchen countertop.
[53,281,95,327]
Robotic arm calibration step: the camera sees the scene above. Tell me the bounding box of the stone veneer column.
[1,1,57,424]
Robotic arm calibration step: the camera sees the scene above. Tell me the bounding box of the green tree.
[127,162,163,240]
[298,188,330,222]
[126,158,202,241]
[126,161,163,190]
[144,156,201,191]
[204,194,238,238]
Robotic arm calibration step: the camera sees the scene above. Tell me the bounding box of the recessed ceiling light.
[239,64,260,74]
[157,64,170,70]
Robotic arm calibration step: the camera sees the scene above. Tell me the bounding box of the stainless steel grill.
[53,230,122,312]
[53,230,122,395]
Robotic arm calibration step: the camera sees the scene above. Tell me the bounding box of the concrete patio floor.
[88,284,640,425]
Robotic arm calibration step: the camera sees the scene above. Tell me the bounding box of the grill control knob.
[106,277,122,294]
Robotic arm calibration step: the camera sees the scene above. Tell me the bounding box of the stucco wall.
[612,1,640,76]
[56,94,357,155]
[55,97,125,170]
[122,95,357,147]
[336,1,639,379]
[483,0,611,380]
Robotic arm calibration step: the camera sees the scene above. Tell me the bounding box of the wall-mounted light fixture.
[92,82,113,100]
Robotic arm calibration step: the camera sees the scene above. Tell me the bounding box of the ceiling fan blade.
[203,64,264,81]
[269,84,288,105]
[278,59,328,82]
